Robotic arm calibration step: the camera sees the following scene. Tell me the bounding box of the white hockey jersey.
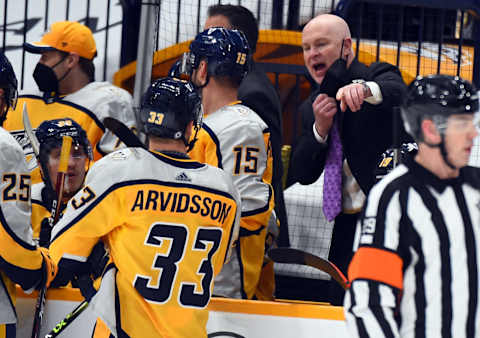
[4,81,136,184]
[0,127,47,325]
[189,102,275,299]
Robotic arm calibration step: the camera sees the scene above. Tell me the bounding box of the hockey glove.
[37,247,58,289]
[39,217,52,248]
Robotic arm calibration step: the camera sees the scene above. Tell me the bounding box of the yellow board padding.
[113,29,473,93]
[207,297,345,320]
[16,285,345,320]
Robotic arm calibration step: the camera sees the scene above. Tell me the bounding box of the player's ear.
[66,53,80,68]
[421,119,440,143]
[199,60,208,80]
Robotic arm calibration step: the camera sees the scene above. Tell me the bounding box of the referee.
[344,74,480,338]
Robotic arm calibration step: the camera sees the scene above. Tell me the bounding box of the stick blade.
[268,247,307,265]
[268,247,349,290]
[103,117,145,149]
[303,251,349,290]
[22,103,40,157]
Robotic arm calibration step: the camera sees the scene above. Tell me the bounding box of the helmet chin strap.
[424,135,457,170]
[186,124,201,152]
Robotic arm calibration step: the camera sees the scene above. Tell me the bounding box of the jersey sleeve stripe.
[348,247,403,290]
[0,256,43,290]
[239,225,265,237]
[0,222,43,269]
[241,184,273,217]
[31,198,48,210]
[0,207,36,251]
[201,124,223,169]
[21,94,105,132]
[234,244,248,299]
[223,213,239,265]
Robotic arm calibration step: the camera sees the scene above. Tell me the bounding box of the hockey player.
[183,27,275,300]
[4,20,135,184]
[0,52,57,337]
[345,74,480,337]
[31,118,92,246]
[49,77,240,337]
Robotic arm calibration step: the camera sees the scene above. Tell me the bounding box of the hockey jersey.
[4,81,135,184]
[49,148,240,338]
[189,102,275,299]
[0,127,50,325]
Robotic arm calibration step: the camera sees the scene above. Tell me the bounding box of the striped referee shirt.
[344,157,480,338]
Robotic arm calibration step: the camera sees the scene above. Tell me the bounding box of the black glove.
[87,241,110,279]
[39,217,52,248]
[76,242,109,301]
[51,241,109,290]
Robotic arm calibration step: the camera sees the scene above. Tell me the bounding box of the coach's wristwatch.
[352,79,371,98]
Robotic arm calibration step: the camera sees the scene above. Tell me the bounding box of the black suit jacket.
[290,59,409,194]
[238,63,289,246]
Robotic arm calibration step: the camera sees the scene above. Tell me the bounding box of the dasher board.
[16,286,350,338]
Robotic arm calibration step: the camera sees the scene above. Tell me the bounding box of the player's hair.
[207,4,259,53]
[58,51,95,82]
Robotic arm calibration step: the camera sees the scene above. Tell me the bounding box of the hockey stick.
[268,247,350,290]
[44,244,110,338]
[22,104,59,226]
[32,135,72,338]
[24,105,74,338]
[41,118,139,338]
[103,117,145,149]
[44,300,89,338]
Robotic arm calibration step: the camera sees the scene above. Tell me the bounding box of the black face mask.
[316,58,348,98]
[33,56,69,94]
[33,63,60,94]
[312,40,349,100]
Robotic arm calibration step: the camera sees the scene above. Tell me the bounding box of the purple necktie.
[323,117,343,221]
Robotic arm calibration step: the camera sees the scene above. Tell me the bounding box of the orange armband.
[348,247,403,290]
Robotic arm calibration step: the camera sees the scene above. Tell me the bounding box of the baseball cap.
[24,21,97,60]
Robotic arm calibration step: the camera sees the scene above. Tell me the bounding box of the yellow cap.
[24,21,97,60]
